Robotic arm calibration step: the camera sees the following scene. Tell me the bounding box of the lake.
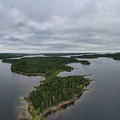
[1,57,120,120]
[45,57,120,120]
[0,60,45,120]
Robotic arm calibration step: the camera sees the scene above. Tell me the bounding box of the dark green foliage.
[2,56,91,116]
[2,57,79,77]
[0,53,23,59]
[79,60,91,65]
[111,53,120,60]
[28,76,90,113]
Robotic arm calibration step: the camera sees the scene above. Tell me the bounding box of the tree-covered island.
[2,57,91,120]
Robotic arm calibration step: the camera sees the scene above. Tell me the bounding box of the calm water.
[0,60,45,120]
[45,57,120,120]
[1,57,120,120]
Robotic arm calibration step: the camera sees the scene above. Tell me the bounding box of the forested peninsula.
[2,57,91,120]
[0,53,24,59]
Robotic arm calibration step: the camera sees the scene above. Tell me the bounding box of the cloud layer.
[0,0,120,53]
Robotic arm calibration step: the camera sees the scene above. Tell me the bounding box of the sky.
[0,0,120,53]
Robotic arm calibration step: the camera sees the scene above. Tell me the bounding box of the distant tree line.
[0,54,23,59]
[70,53,120,60]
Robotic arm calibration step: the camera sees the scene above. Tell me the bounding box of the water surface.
[1,57,120,120]
[0,60,45,120]
[45,58,120,120]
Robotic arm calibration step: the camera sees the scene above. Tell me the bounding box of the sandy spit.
[17,96,32,120]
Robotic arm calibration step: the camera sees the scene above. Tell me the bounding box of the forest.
[2,56,91,120]
[27,75,90,119]
[0,53,23,59]
[2,57,90,77]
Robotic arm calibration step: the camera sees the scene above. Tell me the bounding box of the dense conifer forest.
[2,57,78,76]
[2,57,90,77]
[28,76,90,115]
[2,56,91,119]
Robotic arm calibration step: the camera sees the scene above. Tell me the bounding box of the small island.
[2,57,91,120]
[79,60,91,65]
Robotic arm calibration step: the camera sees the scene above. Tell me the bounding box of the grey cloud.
[0,0,120,53]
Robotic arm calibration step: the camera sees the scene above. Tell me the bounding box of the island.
[79,60,91,65]
[2,57,91,120]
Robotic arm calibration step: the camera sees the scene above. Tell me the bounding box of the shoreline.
[16,80,92,120]
[17,96,32,120]
[11,68,73,78]
[26,80,92,120]
[40,89,89,120]
[11,70,46,77]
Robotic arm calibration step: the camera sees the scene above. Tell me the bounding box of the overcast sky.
[0,0,120,53]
